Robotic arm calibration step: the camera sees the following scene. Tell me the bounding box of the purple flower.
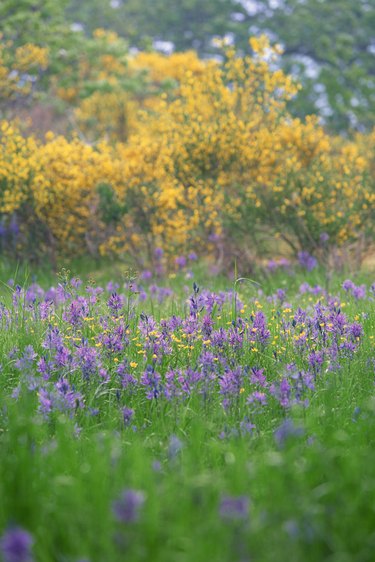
[122,407,134,426]
[247,391,267,405]
[250,367,267,387]
[202,314,214,337]
[117,364,137,391]
[188,252,198,261]
[219,495,249,521]
[106,281,119,292]
[63,297,89,326]
[342,280,366,299]
[266,259,278,272]
[311,285,323,295]
[348,323,363,339]
[352,285,366,300]
[299,282,310,294]
[168,434,183,459]
[298,251,317,272]
[98,324,127,353]
[206,231,217,242]
[0,527,34,562]
[219,368,244,401]
[74,344,99,380]
[39,301,53,321]
[279,257,291,269]
[25,284,44,304]
[54,346,72,368]
[55,379,84,412]
[42,327,63,350]
[154,247,164,259]
[308,351,324,374]
[274,419,304,448]
[141,270,152,281]
[301,253,317,270]
[139,313,157,337]
[70,277,82,289]
[175,256,187,268]
[352,406,361,422]
[112,489,145,523]
[107,293,124,314]
[15,346,36,374]
[276,288,286,302]
[239,418,256,435]
[249,312,270,345]
[339,340,357,355]
[269,379,291,408]
[342,279,355,292]
[280,378,291,407]
[139,290,147,301]
[141,365,162,399]
[38,389,53,416]
[152,460,162,472]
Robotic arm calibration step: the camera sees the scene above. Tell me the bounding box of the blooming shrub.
[0,36,374,264]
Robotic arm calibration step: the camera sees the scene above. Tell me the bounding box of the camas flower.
[0,527,34,562]
[274,419,304,448]
[112,489,145,523]
[219,495,249,521]
[122,407,134,426]
[298,251,317,272]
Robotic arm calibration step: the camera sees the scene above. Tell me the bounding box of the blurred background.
[2,0,374,133]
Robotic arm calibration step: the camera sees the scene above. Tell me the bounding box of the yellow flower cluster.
[74,92,138,142]
[128,50,207,83]
[74,48,210,142]
[0,124,119,256]
[34,134,106,249]
[232,116,375,251]
[0,121,40,214]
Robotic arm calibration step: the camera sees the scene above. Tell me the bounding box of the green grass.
[0,264,374,562]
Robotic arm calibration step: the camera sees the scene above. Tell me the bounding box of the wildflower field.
[0,261,375,561]
[1,2,375,560]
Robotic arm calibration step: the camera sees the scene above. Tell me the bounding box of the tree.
[0,0,69,47]
[241,0,375,133]
[66,0,248,52]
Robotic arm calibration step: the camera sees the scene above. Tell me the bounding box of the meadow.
[0,258,374,562]
[1,9,375,560]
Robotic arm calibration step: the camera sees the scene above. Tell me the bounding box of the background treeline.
[2,0,375,133]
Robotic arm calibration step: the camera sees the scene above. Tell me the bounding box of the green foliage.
[247,0,375,133]
[97,183,126,225]
[66,0,246,53]
[0,0,69,47]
